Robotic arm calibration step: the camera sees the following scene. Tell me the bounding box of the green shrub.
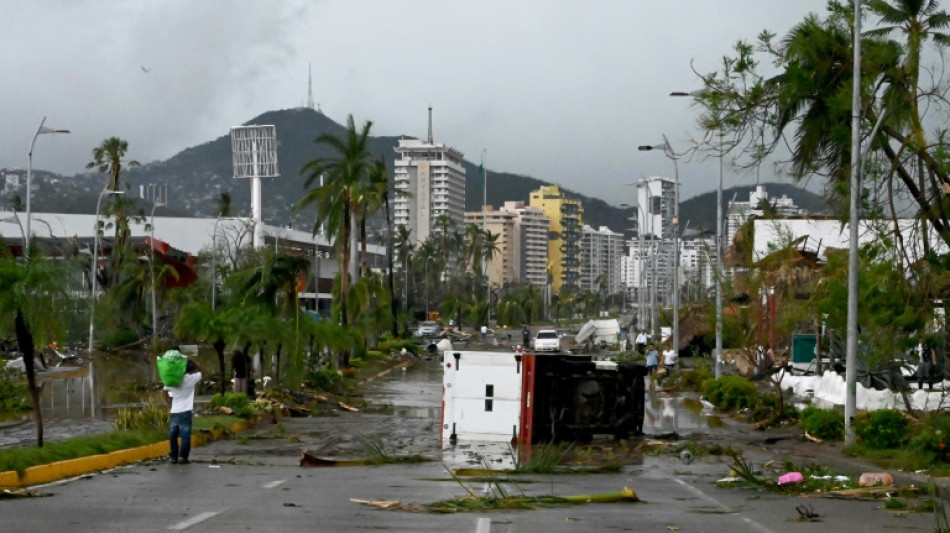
[908,413,950,462]
[854,409,908,450]
[801,406,845,441]
[704,375,759,411]
[100,329,139,349]
[305,368,356,394]
[365,350,386,361]
[210,392,255,418]
[113,402,170,432]
[0,368,31,414]
[670,360,713,392]
[377,339,419,355]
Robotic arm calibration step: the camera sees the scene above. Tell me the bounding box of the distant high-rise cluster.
[393,108,466,244]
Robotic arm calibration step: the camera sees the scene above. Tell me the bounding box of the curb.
[0,419,250,490]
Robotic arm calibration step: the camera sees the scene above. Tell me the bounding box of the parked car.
[532,329,561,352]
[416,321,441,337]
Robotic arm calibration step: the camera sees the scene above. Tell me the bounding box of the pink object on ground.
[858,472,894,487]
[777,472,804,485]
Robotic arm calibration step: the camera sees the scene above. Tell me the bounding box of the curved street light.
[26,117,70,259]
[210,216,237,311]
[87,189,122,418]
[671,89,724,379]
[149,196,166,349]
[88,190,124,357]
[638,135,680,359]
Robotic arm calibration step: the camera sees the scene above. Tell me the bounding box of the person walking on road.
[164,359,202,464]
[918,339,936,391]
[662,344,677,376]
[522,326,531,348]
[231,350,249,394]
[645,344,659,375]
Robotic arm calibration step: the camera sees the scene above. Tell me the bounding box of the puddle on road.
[644,393,722,433]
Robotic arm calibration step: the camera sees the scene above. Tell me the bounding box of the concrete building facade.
[393,137,466,244]
[580,224,624,296]
[529,185,583,293]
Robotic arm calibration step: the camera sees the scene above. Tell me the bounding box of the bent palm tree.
[86,137,139,286]
[0,251,66,447]
[298,115,375,327]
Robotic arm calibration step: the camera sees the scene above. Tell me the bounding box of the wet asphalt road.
[1,359,937,532]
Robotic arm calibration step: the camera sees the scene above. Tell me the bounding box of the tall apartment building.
[580,225,624,296]
[726,185,804,246]
[393,111,466,244]
[502,202,550,287]
[465,202,550,288]
[465,208,517,289]
[529,185,583,293]
[635,177,675,239]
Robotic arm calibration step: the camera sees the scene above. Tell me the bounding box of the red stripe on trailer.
[517,353,536,465]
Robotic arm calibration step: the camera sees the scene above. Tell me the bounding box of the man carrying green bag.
[157,349,187,387]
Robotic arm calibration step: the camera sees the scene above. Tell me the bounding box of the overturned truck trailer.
[441,351,646,447]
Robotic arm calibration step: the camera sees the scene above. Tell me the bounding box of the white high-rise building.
[726,185,804,246]
[580,225,624,296]
[393,109,466,244]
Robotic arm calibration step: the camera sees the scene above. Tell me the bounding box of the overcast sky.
[4,0,831,205]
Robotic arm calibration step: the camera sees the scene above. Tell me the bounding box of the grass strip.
[0,430,164,475]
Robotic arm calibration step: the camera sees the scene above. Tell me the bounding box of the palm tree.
[215,192,236,218]
[394,225,414,311]
[86,137,139,285]
[298,115,375,328]
[0,251,66,447]
[232,252,311,383]
[867,0,950,252]
[174,300,233,396]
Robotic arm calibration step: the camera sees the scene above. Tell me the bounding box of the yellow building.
[529,185,583,293]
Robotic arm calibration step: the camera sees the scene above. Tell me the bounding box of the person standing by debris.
[620,328,628,351]
[481,324,487,339]
[231,349,249,394]
[635,330,648,354]
[918,339,936,391]
[645,343,659,376]
[164,359,202,465]
[522,326,531,348]
[662,344,677,376]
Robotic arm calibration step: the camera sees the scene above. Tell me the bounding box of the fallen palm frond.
[803,485,924,501]
[299,447,430,468]
[350,486,640,513]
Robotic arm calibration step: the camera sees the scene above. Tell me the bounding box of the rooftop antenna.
[427,104,433,144]
[307,62,315,111]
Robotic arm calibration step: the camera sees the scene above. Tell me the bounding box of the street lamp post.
[638,135,680,357]
[87,189,122,418]
[671,89,724,378]
[26,117,70,259]
[149,197,166,348]
[425,255,433,318]
[88,190,123,358]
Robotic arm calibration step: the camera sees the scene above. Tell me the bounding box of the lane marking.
[168,511,221,530]
[475,516,492,533]
[673,478,777,533]
[262,479,286,489]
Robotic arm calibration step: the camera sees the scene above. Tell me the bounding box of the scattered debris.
[350,487,641,514]
[778,472,804,485]
[858,472,894,487]
[795,504,820,521]
[804,432,822,443]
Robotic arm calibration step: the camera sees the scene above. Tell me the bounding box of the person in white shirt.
[163,359,202,465]
[662,345,678,375]
[635,331,648,354]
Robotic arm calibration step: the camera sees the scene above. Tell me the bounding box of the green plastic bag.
[157,350,187,387]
